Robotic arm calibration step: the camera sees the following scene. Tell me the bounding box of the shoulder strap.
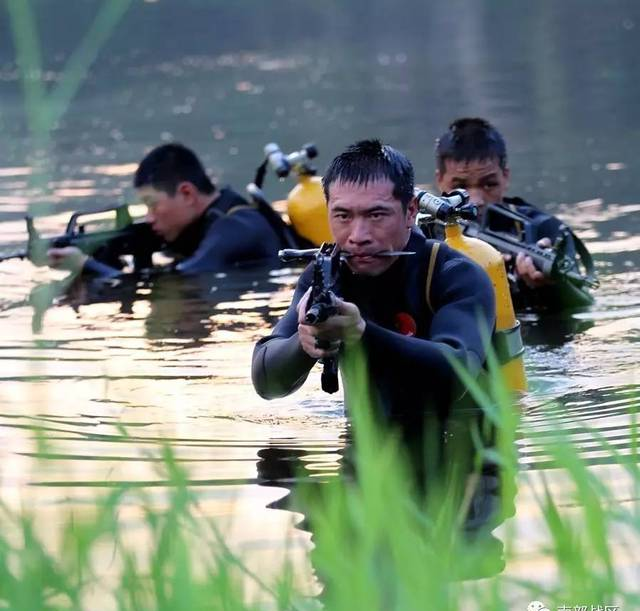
[205,206,226,220]
[425,242,441,313]
[224,204,251,216]
[506,202,524,236]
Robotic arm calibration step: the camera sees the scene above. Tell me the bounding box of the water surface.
[0,0,639,601]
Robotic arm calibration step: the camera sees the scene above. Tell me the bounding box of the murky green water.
[0,0,639,596]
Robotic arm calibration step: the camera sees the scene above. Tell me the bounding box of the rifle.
[279,243,414,393]
[416,190,599,291]
[465,204,599,290]
[279,242,342,394]
[0,204,157,272]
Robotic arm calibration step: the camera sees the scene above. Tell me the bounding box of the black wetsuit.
[251,229,496,425]
[83,187,283,277]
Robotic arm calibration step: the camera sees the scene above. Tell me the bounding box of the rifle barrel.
[0,251,27,263]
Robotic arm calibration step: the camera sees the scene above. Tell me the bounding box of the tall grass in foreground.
[6,0,132,215]
[0,348,638,610]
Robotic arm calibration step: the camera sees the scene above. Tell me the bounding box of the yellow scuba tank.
[287,174,331,245]
[415,189,528,393]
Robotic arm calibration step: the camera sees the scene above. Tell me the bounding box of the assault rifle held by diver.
[415,189,599,291]
[0,205,156,272]
[279,244,416,393]
[280,242,342,394]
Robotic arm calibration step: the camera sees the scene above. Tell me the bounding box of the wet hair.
[133,143,216,195]
[322,139,414,210]
[435,118,508,173]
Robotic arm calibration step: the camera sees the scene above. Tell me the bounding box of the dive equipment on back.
[247,142,332,246]
[415,189,528,393]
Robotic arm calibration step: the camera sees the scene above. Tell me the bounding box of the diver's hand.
[47,246,88,272]
[297,290,365,359]
[515,237,553,288]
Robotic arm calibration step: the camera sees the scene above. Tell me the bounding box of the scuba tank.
[415,189,528,393]
[288,174,331,246]
[247,143,331,246]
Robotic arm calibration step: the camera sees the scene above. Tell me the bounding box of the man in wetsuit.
[434,117,593,310]
[252,139,495,430]
[47,143,284,276]
[252,140,509,548]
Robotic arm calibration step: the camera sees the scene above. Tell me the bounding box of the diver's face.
[139,183,197,242]
[436,157,510,212]
[327,178,417,276]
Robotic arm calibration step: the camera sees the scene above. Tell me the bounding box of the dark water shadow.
[6,264,288,340]
[519,310,595,347]
[255,426,516,583]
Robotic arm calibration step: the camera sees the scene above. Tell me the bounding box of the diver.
[433,117,596,311]
[252,139,506,534]
[46,143,290,277]
[252,139,495,418]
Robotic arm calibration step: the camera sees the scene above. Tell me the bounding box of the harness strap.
[568,228,599,288]
[225,204,252,216]
[209,192,300,249]
[425,242,440,313]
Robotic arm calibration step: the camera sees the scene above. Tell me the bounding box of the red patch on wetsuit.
[394,312,416,336]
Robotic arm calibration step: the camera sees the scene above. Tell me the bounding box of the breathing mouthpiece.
[278,248,415,263]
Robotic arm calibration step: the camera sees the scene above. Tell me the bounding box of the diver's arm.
[510,203,580,291]
[82,256,123,278]
[509,208,591,309]
[47,246,122,278]
[251,267,317,399]
[48,220,162,279]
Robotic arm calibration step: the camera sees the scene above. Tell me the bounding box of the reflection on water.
[0,266,347,597]
[3,207,638,594]
[0,212,638,594]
